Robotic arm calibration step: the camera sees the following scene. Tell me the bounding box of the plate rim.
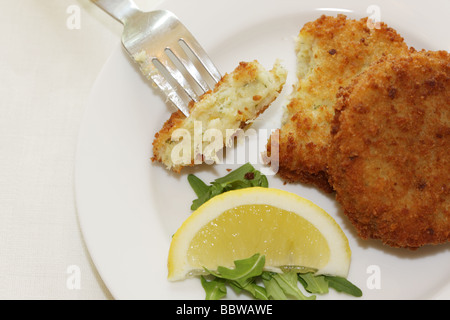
[75,0,450,300]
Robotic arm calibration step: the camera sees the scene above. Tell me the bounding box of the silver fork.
[92,0,222,116]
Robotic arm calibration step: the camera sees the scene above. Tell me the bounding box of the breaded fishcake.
[152,60,287,172]
[268,15,408,192]
[328,50,450,249]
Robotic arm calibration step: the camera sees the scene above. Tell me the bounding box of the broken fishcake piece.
[328,50,450,249]
[267,14,408,192]
[152,60,287,172]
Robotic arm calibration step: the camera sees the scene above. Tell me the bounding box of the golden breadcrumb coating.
[328,50,450,249]
[152,60,287,172]
[268,14,408,192]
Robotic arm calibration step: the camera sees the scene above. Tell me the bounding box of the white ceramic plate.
[75,0,450,300]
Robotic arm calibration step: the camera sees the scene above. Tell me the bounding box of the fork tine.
[149,59,191,116]
[158,52,200,103]
[94,3,223,117]
[168,45,210,94]
[179,38,222,88]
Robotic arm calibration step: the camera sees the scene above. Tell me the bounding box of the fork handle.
[91,0,141,25]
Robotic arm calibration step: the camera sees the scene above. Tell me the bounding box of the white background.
[2,0,449,300]
[0,0,159,299]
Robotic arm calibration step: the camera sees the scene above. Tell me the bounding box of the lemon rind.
[168,187,351,281]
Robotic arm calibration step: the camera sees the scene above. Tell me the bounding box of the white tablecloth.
[2,0,450,300]
[0,0,158,300]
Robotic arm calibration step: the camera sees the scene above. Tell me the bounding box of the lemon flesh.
[168,187,351,281]
[188,204,330,270]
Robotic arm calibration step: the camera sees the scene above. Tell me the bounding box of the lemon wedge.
[168,187,351,281]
